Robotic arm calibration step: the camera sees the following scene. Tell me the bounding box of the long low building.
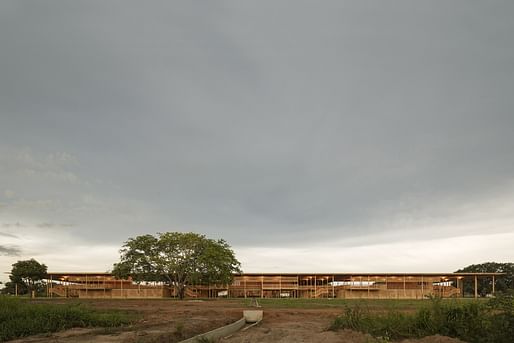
[44,272,503,299]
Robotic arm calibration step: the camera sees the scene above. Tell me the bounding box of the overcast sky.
[1,1,514,282]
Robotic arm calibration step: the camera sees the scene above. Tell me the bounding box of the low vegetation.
[243,297,458,311]
[0,297,135,342]
[330,294,514,343]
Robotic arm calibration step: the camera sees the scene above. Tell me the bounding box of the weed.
[174,321,185,339]
[195,337,216,343]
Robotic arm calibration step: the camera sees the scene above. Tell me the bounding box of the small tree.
[9,259,48,295]
[113,232,241,299]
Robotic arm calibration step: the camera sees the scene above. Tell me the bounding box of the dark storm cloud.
[0,0,513,251]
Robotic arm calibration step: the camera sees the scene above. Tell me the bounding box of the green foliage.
[455,262,514,295]
[113,232,241,299]
[0,297,134,342]
[8,259,48,295]
[1,281,26,295]
[330,295,514,343]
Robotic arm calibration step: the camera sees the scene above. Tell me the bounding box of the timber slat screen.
[43,272,503,300]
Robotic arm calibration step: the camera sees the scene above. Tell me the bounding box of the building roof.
[44,271,505,278]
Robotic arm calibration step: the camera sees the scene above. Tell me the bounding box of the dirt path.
[8,299,464,343]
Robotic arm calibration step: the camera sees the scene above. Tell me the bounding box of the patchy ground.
[222,309,463,343]
[8,299,464,343]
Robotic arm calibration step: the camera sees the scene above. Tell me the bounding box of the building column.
[421,275,424,300]
[367,275,370,298]
[350,275,353,298]
[296,275,299,298]
[474,275,478,299]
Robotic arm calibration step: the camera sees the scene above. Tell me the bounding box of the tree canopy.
[7,259,48,295]
[456,262,514,296]
[113,232,241,299]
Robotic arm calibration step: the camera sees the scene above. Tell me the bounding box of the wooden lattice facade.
[44,272,502,299]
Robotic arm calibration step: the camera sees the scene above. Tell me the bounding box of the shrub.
[330,295,514,343]
[0,297,135,342]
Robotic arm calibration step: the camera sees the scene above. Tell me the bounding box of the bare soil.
[9,299,464,343]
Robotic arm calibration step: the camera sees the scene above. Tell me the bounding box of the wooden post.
[385,276,388,299]
[367,275,370,298]
[492,275,495,295]
[15,283,18,296]
[403,275,406,298]
[332,275,335,298]
[421,275,425,300]
[314,275,317,298]
[350,275,353,298]
[296,274,300,298]
[279,275,282,298]
[244,277,247,298]
[474,275,478,299]
[261,275,264,299]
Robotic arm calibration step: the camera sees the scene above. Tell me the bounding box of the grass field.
[0,296,136,342]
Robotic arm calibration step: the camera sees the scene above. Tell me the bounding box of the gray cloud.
[0,231,18,238]
[1,223,25,229]
[0,1,513,272]
[0,245,21,256]
[35,223,74,229]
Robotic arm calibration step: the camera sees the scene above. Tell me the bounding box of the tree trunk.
[177,284,186,299]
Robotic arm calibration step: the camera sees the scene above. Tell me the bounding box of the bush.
[330,295,514,343]
[0,297,135,342]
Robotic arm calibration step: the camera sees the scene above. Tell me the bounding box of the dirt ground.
[9,299,464,343]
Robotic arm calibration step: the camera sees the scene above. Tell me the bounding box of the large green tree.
[9,259,48,295]
[113,232,241,299]
[455,262,514,296]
